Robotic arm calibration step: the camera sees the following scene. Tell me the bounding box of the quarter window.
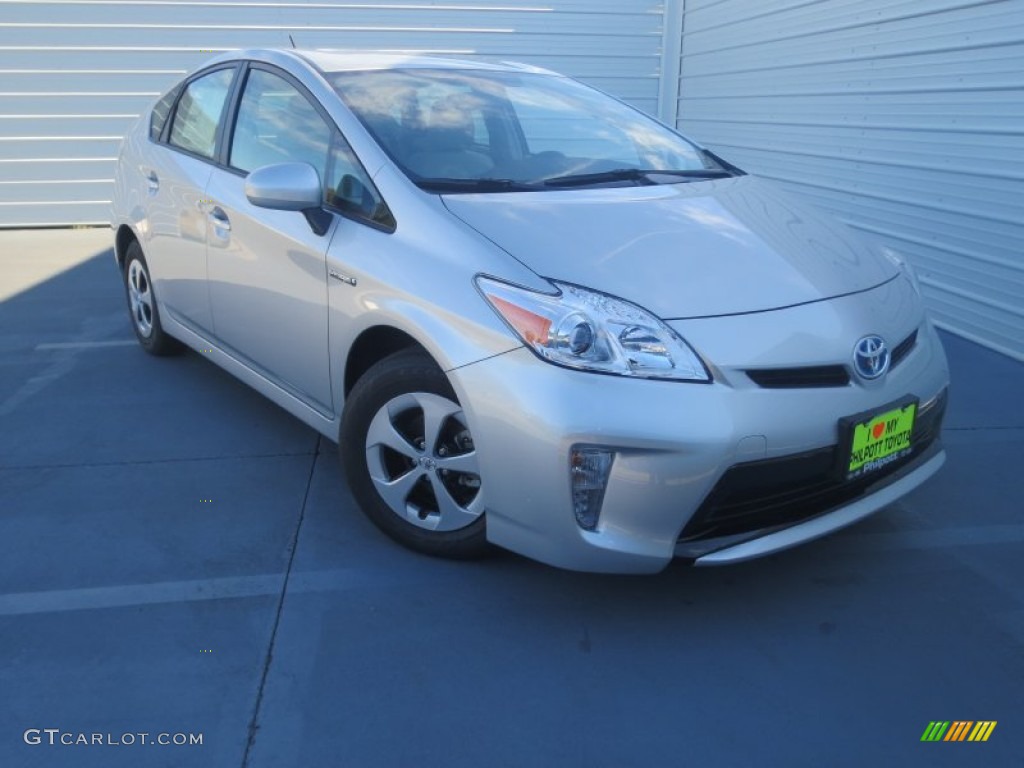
[150,84,181,141]
[168,68,234,159]
[325,134,394,228]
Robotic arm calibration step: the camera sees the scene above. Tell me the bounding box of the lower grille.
[678,388,947,542]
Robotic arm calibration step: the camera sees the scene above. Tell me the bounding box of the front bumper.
[686,441,945,565]
[448,310,949,574]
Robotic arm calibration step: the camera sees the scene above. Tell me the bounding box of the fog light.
[570,446,614,530]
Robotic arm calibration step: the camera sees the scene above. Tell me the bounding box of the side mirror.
[244,162,331,235]
[245,162,321,210]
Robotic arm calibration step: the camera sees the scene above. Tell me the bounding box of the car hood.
[442,175,898,318]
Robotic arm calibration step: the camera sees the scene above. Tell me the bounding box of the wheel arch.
[343,325,432,398]
[114,224,139,271]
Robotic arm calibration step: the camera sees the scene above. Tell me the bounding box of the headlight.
[476,276,711,382]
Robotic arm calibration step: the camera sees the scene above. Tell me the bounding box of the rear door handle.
[145,171,159,194]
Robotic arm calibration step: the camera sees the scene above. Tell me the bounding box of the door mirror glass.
[244,162,322,211]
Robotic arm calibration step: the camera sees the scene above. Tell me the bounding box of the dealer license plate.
[841,399,917,480]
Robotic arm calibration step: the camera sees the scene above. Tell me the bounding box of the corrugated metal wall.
[0,0,664,227]
[2,0,1021,360]
[675,0,1024,361]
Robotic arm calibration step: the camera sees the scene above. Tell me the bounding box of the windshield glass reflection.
[330,69,726,190]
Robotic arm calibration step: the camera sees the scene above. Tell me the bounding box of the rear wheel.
[123,240,182,356]
[340,349,489,559]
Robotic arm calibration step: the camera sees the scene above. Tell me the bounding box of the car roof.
[244,48,557,76]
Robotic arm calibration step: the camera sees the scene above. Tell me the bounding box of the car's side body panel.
[121,135,216,332]
[205,169,337,414]
[112,56,533,442]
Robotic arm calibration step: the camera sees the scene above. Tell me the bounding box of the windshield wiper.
[416,177,542,193]
[542,168,734,188]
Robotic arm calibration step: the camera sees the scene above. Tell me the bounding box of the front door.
[205,66,335,413]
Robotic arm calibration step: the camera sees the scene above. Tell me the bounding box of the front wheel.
[340,350,489,559]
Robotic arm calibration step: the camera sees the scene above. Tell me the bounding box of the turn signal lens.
[487,295,551,345]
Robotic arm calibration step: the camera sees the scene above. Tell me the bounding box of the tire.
[123,240,182,356]
[340,349,489,559]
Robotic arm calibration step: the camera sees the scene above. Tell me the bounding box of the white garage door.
[675,0,1024,361]
[0,0,666,227]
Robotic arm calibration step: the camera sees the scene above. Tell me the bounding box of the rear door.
[143,65,237,333]
[204,64,336,413]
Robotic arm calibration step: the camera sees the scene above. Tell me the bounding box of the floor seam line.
[240,434,320,768]
[0,451,319,471]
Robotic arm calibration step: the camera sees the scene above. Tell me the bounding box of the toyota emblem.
[853,335,890,380]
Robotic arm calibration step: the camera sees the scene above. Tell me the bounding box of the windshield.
[329,68,736,191]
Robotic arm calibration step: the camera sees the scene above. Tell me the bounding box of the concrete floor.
[1,228,1021,767]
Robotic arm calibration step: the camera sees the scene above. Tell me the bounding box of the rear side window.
[168,68,234,159]
[150,84,181,141]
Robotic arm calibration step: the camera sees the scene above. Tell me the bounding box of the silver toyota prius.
[111,49,949,573]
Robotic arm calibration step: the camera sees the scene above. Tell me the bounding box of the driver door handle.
[209,206,231,233]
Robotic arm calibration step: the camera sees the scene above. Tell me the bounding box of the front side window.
[231,67,393,228]
[168,68,234,159]
[330,68,731,191]
[230,68,331,176]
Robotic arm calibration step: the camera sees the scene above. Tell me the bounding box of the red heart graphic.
[872,422,885,439]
